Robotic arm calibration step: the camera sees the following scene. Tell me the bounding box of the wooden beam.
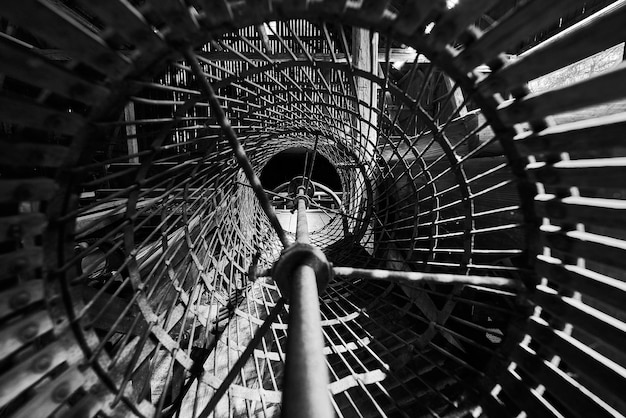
[124,102,139,164]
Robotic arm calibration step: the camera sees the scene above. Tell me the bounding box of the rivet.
[9,291,31,309]
[51,382,71,403]
[20,323,39,341]
[32,354,52,372]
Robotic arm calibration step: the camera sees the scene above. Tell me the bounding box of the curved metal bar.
[183,47,290,248]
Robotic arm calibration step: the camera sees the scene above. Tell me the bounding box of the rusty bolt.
[20,323,39,341]
[32,354,52,373]
[10,291,30,310]
[51,382,71,403]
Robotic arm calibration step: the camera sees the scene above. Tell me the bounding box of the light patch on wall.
[529,43,625,93]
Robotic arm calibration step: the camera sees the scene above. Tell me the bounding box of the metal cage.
[0,1,625,417]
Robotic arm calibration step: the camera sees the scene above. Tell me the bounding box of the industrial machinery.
[0,0,625,417]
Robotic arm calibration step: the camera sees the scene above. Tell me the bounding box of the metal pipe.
[332,266,523,289]
[303,134,319,186]
[295,191,310,244]
[282,189,333,418]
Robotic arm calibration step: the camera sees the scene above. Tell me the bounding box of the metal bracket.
[272,243,332,300]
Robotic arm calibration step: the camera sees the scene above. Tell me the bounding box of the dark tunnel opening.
[259,147,342,191]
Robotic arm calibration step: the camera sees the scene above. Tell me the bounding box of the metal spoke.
[303,133,319,186]
[333,266,523,289]
[183,47,290,248]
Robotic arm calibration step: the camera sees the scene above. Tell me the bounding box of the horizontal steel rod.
[333,266,522,289]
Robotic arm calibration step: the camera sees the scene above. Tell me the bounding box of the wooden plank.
[192,0,233,27]
[442,75,468,118]
[429,0,499,48]
[541,227,626,272]
[239,0,272,23]
[0,340,68,408]
[0,310,53,360]
[0,0,131,78]
[0,249,44,280]
[0,213,47,242]
[481,395,514,418]
[516,111,626,157]
[534,195,626,230]
[81,286,148,336]
[62,393,107,418]
[456,0,590,72]
[532,286,626,358]
[11,365,85,418]
[197,48,443,64]
[352,28,378,156]
[0,141,69,168]
[497,368,561,417]
[75,197,157,238]
[71,0,165,50]
[512,344,617,418]
[0,96,86,136]
[278,0,308,13]
[146,0,200,42]
[552,101,626,126]
[0,179,59,203]
[124,103,139,164]
[535,256,626,314]
[0,33,110,105]
[527,317,626,415]
[353,0,390,25]
[527,158,626,190]
[480,1,626,94]
[383,110,500,162]
[0,280,45,319]
[498,62,626,125]
[393,0,445,37]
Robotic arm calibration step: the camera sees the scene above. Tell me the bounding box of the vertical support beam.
[352,28,379,152]
[124,102,139,163]
[281,189,333,418]
[443,75,468,118]
[256,23,274,54]
[350,29,378,233]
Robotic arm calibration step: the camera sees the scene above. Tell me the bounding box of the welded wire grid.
[64,21,519,416]
[0,1,625,418]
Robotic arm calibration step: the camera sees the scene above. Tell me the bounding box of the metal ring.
[272,243,332,300]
